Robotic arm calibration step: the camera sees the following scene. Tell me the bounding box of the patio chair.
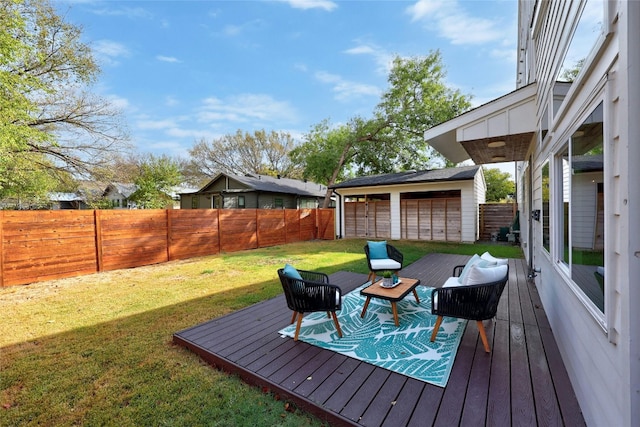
[430,261,509,353]
[277,265,343,341]
[363,241,404,283]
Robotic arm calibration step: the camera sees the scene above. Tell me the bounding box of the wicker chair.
[363,242,404,283]
[277,268,343,341]
[430,264,509,353]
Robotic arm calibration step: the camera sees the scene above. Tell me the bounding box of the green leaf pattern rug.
[278,283,467,387]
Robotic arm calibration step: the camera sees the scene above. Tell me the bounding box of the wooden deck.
[173,253,585,426]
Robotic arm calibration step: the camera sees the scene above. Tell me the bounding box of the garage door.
[401,198,461,241]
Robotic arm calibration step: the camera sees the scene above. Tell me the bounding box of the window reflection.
[555,103,605,312]
[559,147,570,265]
[542,161,550,252]
[570,102,604,311]
[553,0,604,114]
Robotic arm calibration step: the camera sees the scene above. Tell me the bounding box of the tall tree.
[129,154,183,209]
[0,0,129,202]
[483,167,515,202]
[186,129,302,183]
[291,52,472,207]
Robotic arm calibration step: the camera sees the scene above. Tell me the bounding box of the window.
[238,196,245,209]
[554,0,604,115]
[275,198,284,209]
[542,161,550,252]
[554,102,604,312]
[191,196,198,209]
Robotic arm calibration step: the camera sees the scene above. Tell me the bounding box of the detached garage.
[330,166,485,243]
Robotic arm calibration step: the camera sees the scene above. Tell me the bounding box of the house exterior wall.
[256,193,298,209]
[334,177,480,243]
[473,169,487,241]
[518,1,640,425]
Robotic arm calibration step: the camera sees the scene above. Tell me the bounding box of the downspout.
[527,156,535,277]
[333,190,343,239]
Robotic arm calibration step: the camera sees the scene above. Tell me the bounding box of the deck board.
[173,253,585,426]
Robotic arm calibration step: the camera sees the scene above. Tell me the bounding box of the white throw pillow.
[464,264,508,286]
[459,255,496,283]
[458,254,481,284]
[480,251,508,266]
[443,277,461,288]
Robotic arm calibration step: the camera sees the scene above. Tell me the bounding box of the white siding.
[520,1,640,426]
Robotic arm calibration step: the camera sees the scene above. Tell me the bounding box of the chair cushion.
[369,259,401,270]
[458,254,481,283]
[367,241,388,259]
[283,263,303,280]
[464,264,508,286]
[480,251,509,266]
[443,276,461,288]
[433,277,461,310]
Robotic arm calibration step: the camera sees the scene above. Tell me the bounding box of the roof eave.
[424,83,538,164]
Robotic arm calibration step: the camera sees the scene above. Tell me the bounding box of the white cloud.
[106,94,130,111]
[92,40,130,66]
[343,41,395,75]
[278,0,338,12]
[222,19,266,37]
[156,55,181,63]
[165,96,180,107]
[197,94,298,124]
[136,118,179,130]
[90,6,153,20]
[314,71,380,101]
[406,0,505,45]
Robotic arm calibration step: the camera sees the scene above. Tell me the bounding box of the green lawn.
[0,239,522,426]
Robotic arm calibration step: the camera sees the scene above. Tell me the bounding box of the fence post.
[166,209,172,261]
[0,211,4,287]
[94,210,104,272]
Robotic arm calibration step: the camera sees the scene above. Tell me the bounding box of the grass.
[0,239,522,426]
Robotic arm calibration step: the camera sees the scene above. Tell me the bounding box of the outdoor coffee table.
[360,277,421,326]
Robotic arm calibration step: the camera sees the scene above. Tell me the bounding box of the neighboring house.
[330,165,485,243]
[423,1,639,426]
[49,192,88,210]
[168,185,199,209]
[103,183,138,209]
[181,173,328,209]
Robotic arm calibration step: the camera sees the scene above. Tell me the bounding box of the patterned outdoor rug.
[278,283,467,387]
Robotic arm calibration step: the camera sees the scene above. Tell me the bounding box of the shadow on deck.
[173,253,585,426]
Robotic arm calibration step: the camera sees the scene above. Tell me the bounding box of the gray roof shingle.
[195,173,327,198]
[330,165,481,189]
[233,174,327,197]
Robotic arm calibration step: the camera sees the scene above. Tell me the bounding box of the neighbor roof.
[195,173,327,198]
[330,165,481,190]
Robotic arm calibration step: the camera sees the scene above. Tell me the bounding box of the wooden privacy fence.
[478,203,518,241]
[0,208,334,287]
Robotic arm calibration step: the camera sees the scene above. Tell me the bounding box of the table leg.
[412,289,421,304]
[361,296,372,318]
[391,302,399,326]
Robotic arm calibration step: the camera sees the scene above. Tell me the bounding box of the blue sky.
[56,0,519,175]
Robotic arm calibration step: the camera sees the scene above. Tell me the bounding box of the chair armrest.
[298,269,329,283]
[386,244,404,265]
[291,279,342,311]
[453,265,465,277]
[431,277,508,321]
